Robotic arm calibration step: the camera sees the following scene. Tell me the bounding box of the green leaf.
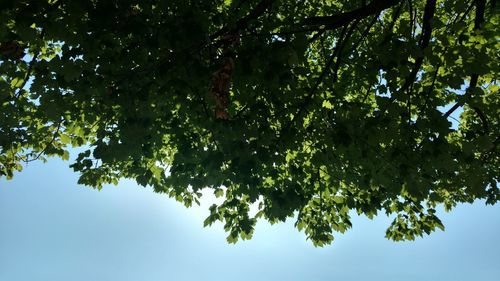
[322,100,333,109]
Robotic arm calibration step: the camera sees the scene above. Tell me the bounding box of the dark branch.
[398,0,437,95]
[13,53,38,99]
[330,19,361,83]
[13,29,46,99]
[443,75,478,118]
[443,0,486,119]
[26,121,63,163]
[302,0,401,29]
[210,0,276,40]
[278,25,350,138]
[471,106,489,133]
[474,0,486,28]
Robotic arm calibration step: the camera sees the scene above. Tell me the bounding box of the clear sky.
[1,154,499,281]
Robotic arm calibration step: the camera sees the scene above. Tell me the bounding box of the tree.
[0,0,498,246]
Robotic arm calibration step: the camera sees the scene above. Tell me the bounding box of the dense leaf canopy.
[1,0,499,245]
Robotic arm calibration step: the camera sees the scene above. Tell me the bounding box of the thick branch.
[302,0,401,29]
[474,0,486,28]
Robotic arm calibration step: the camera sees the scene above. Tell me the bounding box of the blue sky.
[1,154,499,281]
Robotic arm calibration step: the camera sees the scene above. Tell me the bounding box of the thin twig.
[25,121,63,163]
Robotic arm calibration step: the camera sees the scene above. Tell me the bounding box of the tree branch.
[26,121,63,163]
[13,29,46,99]
[330,19,361,83]
[279,24,352,137]
[443,0,486,119]
[474,0,486,28]
[443,75,478,118]
[13,52,39,99]
[471,106,489,133]
[210,0,276,40]
[302,0,401,29]
[398,0,437,95]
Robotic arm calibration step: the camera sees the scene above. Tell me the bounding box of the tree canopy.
[1,0,499,246]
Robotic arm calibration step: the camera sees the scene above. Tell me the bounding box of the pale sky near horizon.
[1,154,499,281]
